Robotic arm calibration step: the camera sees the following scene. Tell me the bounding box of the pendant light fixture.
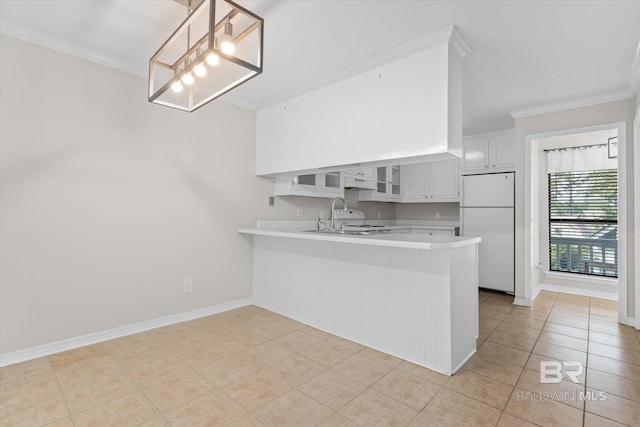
[148,0,263,112]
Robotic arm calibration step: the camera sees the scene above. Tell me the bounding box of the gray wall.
[0,35,400,355]
[0,35,256,353]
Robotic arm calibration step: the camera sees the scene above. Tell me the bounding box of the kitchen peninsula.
[239,223,480,375]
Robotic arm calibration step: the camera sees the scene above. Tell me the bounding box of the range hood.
[255,26,470,177]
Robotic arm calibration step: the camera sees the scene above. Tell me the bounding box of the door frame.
[634,105,640,329]
[523,121,630,325]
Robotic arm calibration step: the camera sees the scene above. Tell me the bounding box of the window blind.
[548,169,618,277]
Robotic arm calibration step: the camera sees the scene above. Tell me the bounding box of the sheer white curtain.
[547,143,617,173]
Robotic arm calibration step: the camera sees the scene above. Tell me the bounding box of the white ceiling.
[1,0,639,134]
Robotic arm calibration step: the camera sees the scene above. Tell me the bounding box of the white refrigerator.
[460,172,515,293]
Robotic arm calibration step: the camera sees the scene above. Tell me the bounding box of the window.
[548,169,618,277]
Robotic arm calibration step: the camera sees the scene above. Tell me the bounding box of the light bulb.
[220,39,235,55]
[207,53,220,67]
[220,20,235,55]
[194,62,206,77]
[171,81,183,93]
[181,72,194,86]
[206,53,219,66]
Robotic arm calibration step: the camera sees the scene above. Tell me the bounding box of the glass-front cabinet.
[324,171,341,190]
[359,165,401,202]
[274,171,344,198]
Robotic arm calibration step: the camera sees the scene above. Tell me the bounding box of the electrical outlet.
[435,212,440,219]
[296,208,304,217]
[377,211,381,219]
[183,278,193,293]
[268,196,275,206]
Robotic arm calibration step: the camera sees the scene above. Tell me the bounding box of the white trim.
[634,104,640,329]
[218,93,258,111]
[0,24,253,112]
[513,297,531,307]
[0,21,145,78]
[543,271,618,288]
[631,38,640,99]
[531,284,543,301]
[523,282,544,306]
[255,25,470,109]
[523,122,628,324]
[449,27,472,59]
[452,349,477,374]
[0,298,254,367]
[618,123,628,324]
[523,136,535,306]
[536,283,617,301]
[463,128,514,139]
[511,91,635,119]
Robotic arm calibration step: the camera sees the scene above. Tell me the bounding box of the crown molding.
[464,128,515,139]
[510,90,636,119]
[449,27,471,59]
[1,20,260,111]
[0,20,147,78]
[631,38,640,98]
[255,25,470,110]
[218,93,258,110]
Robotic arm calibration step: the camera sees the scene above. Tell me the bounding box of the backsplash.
[395,202,460,221]
[265,187,459,222]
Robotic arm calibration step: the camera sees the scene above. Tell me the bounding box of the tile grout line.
[4,295,635,426]
[502,292,557,424]
[476,292,554,426]
[582,298,591,427]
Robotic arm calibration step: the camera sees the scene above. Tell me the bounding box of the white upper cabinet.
[490,133,515,170]
[461,129,515,174]
[401,159,459,202]
[427,158,460,200]
[274,171,344,198]
[255,28,469,176]
[357,166,402,202]
[460,138,489,171]
[400,163,428,200]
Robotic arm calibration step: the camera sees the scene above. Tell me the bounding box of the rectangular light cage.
[149,0,263,112]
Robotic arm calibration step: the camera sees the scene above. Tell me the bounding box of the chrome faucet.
[330,197,347,231]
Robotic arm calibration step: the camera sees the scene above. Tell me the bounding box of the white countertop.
[255,219,459,231]
[238,224,479,250]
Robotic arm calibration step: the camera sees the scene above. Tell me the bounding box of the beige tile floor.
[1,290,640,426]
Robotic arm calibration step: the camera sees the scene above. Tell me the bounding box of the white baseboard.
[0,298,254,367]
[536,283,618,301]
[617,316,639,330]
[512,297,531,307]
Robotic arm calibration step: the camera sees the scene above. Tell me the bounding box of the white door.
[462,207,514,293]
